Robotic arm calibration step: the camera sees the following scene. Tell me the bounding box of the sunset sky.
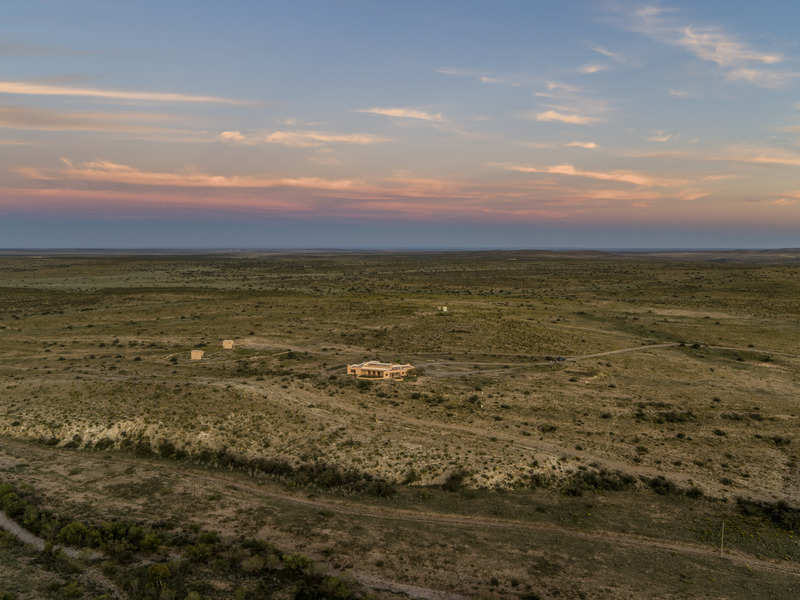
[2,1,800,248]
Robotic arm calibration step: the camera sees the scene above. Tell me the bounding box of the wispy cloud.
[703,174,739,181]
[776,191,800,203]
[721,146,800,167]
[631,144,800,168]
[647,129,678,142]
[764,197,798,206]
[357,107,445,122]
[0,104,190,133]
[532,81,609,125]
[581,189,662,201]
[675,24,781,67]
[0,80,250,104]
[433,67,532,87]
[11,157,721,223]
[500,162,686,187]
[433,67,476,77]
[566,141,599,149]
[579,63,609,74]
[23,159,358,191]
[276,117,321,126]
[10,159,571,221]
[534,110,602,125]
[741,195,798,206]
[591,45,626,63]
[533,81,586,99]
[726,68,798,87]
[614,4,796,87]
[217,130,387,148]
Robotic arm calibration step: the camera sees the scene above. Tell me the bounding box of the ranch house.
[347,361,415,380]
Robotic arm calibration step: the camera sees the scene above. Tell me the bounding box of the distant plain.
[1,250,799,599]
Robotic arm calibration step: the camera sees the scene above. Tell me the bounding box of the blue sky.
[2,1,800,248]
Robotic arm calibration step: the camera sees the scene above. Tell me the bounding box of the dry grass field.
[1,250,799,599]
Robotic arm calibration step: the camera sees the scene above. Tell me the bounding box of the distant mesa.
[347,360,415,380]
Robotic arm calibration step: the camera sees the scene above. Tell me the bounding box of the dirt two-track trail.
[2,437,798,597]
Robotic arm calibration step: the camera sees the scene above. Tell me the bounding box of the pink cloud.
[534,110,601,125]
[501,163,687,187]
[23,159,358,191]
[217,130,387,147]
[358,107,445,122]
[0,80,249,104]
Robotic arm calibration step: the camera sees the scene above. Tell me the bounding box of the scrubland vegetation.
[1,250,799,599]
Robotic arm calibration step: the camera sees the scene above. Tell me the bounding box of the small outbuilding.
[190,350,205,360]
[222,339,235,349]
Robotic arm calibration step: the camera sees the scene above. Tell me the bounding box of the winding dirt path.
[419,342,682,376]
[0,510,126,599]
[0,509,55,554]
[2,437,799,600]
[417,341,800,378]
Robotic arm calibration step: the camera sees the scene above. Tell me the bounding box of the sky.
[2,0,800,249]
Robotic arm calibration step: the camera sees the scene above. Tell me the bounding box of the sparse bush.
[561,469,637,496]
[648,475,679,496]
[185,543,213,563]
[686,486,704,499]
[93,437,114,451]
[401,469,420,484]
[737,498,800,531]
[442,468,469,492]
[656,410,696,423]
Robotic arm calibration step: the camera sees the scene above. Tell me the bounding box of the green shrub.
[283,553,312,573]
[140,533,162,553]
[185,543,213,563]
[58,521,100,548]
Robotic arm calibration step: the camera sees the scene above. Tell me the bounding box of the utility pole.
[720,521,725,556]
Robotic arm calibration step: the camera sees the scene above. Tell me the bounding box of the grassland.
[0,250,799,599]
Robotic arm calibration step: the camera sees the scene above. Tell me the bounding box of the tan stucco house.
[347,361,415,380]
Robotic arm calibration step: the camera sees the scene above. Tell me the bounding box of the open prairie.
[1,250,799,599]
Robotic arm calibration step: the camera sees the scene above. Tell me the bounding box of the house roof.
[351,361,413,371]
